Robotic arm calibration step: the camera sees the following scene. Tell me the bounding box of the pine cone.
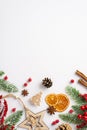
[56,124,72,130]
[42,78,52,88]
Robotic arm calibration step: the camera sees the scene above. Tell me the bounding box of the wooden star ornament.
[19,108,49,130]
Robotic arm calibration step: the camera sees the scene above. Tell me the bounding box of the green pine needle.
[0,79,18,92]
[5,110,23,125]
[77,126,87,130]
[66,86,87,105]
[0,71,5,76]
[72,105,84,114]
[59,114,83,124]
[4,124,17,130]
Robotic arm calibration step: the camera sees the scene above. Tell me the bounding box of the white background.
[0,0,87,129]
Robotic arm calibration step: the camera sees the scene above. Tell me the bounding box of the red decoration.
[85,105,87,109]
[0,99,8,125]
[4,76,8,80]
[76,125,81,129]
[23,83,28,87]
[70,79,74,83]
[11,125,15,130]
[76,123,86,129]
[69,109,74,114]
[77,114,82,119]
[51,121,56,125]
[0,95,2,99]
[27,77,32,82]
[79,93,87,101]
[0,125,8,130]
[84,112,87,116]
[51,119,59,125]
[80,105,85,110]
[83,116,87,121]
[11,108,16,113]
[55,119,59,123]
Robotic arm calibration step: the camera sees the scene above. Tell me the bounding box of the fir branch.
[66,86,87,105]
[4,124,17,130]
[72,105,84,114]
[0,79,18,92]
[59,114,83,124]
[5,110,23,125]
[0,71,5,76]
[78,126,87,130]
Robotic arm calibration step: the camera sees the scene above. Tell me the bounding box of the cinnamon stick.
[78,79,87,87]
[76,70,87,81]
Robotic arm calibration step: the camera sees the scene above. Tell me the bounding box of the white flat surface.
[0,0,87,129]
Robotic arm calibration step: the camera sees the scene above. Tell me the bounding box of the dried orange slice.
[45,94,58,106]
[54,94,70,112]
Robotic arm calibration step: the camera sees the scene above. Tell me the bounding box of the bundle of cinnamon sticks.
[76,70,87,87]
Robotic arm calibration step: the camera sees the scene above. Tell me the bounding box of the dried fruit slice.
[54,94,70,112]
[45,94,58,106]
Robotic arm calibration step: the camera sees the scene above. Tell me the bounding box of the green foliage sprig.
[0,71,5,76]
[65,86,87,105]
[0,79,18,92]
[5,110,23,125]
[59,114,83,124]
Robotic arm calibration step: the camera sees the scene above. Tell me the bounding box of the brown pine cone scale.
[56,124,72,130]
[42,78,52,88]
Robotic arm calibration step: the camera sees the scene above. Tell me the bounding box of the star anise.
[21,89,29,96]
[47,106,56,115]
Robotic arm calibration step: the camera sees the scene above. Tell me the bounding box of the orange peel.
[54,94,70,112]
[45,94,58,106]
[45,93,70,112]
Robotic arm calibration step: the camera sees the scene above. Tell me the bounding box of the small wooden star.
[21,89,29,96]
[19,108,49,130]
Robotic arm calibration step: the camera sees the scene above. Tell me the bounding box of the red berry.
[11,125,15,130]
[83,116,87,121]
[83,94,87,101]
[77,114,82,119]
[84,97,87,101]
[4,76,8,80]
[27,78,32,82]
[51,121,56,125]
[81,122,86,127]
[55,120,59,123]
[85,105,87,109]
[4,125,8,129]
[11,108,16,112]
[0,95,2,99]
[70,79,74,83]
[83,94,87,97]
[23,83,28,87]
[81,105,85,110]
[79,94,83,97]
[69,109,74,114]
[76,125,81,128]
[84,112,87,116]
